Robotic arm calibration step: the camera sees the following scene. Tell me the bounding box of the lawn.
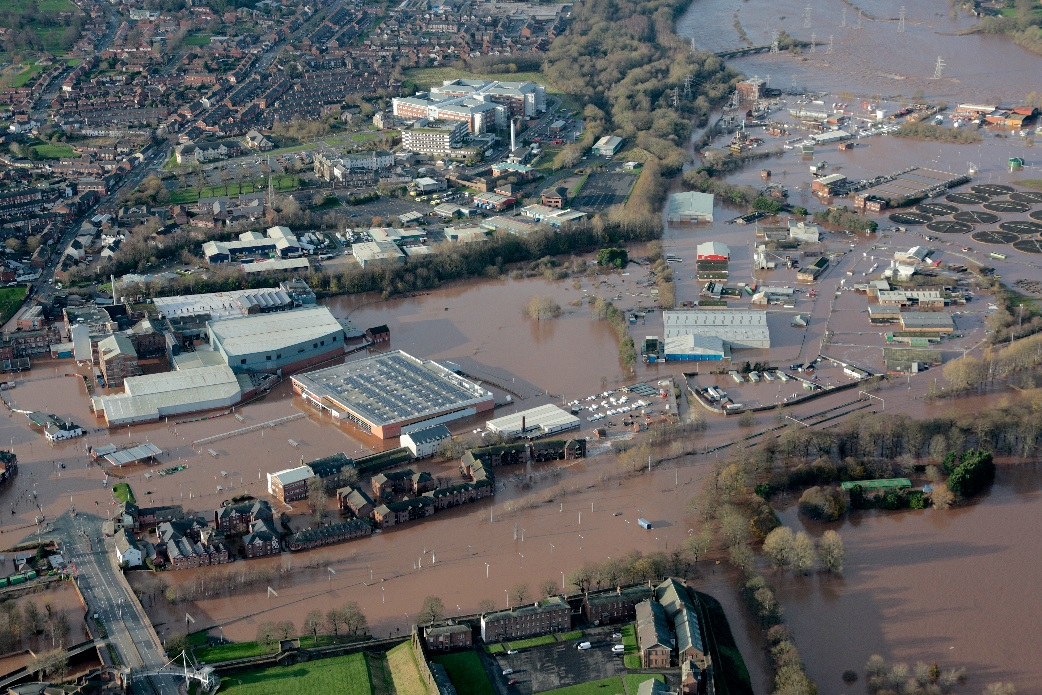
[1,0,82,54]
[167,174,299,204]
[386,642,430,695]
[620,623,640,670]
[506,634,556,650]
[557,630,584,642]
[217,652,372,695]
[0,286,27,325]
[1015,178,1042,191]
[184,33,212,46]
[350,131,396,142]
[624,674,664,694]
[32,142,78,159]
[193,640,276,662]
[540,676,625,695]
[431,652,495,695]
[111,483,135,505]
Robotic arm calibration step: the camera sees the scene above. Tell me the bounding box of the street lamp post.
[485,562,490,579]
[561,571,565,590]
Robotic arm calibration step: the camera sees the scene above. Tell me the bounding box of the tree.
[5,238,23,254]
[275,621,296,639]
[326,608,344,637]
[478,599,497,615]
[22,601,39,637]
[307,476,328,523]
[596,247,628,268]
[983,683,1015,695]
[418,595,445,625]
[762,527,795,569]
[510,582,530,606]
[817,530,845,574]
[166,633,188,654]
[789,532,816,574]
[686,528,713,563]
[256,621,279,646]
[523,295,563,320]
[340,601,367,635]
[303,610,324,638]
[539,577,559,598]
[568,565,596,593]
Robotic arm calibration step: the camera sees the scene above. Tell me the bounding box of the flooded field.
[773,463,1042,694]
[678,0,1041,104]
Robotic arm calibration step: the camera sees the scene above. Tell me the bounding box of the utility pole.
[810,33,816,53]
[827,35,834,54]
[898,6,906,32]
[770,30,780,54]
[804,4,811,28]
[841,7,847,27]
[857,9,863,29]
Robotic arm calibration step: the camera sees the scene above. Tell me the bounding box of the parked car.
[612,645,626,654]
[502,669,514,675]
[506,649,518,655]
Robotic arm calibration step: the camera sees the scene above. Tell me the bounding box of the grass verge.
[194,640,276,662]
[431,652,495,695]
[557,630,583,642]
[540,676,625,695]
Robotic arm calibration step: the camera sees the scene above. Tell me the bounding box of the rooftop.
[153,288,296,321]
[92,364,245,423]
[208,306,343,357]
[292,351,492,428]
[485,403,580,435]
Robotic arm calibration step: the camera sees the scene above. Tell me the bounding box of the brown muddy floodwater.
[678,0,1042,104]
[773,463,1042,694]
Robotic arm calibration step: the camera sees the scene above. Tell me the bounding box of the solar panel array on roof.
[295,351,492,427]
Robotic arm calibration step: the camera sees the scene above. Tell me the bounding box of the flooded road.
[773,463,1042,694]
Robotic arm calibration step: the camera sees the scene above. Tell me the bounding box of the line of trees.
[591,297,637,369]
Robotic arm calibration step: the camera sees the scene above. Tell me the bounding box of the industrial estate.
[1,0,1042,692]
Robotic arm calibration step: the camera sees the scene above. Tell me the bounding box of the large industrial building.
[667,192,715,223]
[853,168,966,210]
[202,226,301,264]
[663,334,728,361]
[485,404,580,438]
[208,306,346,375]
[663,310,771,350]
[152,282,316,322]
[291,350,494,439]
[392,80,545,134]
[92,364,248,426]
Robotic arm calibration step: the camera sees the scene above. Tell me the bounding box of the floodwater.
[773,463,1042,694]
[678,0,1042,103]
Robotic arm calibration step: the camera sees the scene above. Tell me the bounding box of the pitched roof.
[635,599,671,651]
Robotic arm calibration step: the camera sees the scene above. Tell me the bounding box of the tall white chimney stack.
[510,120,516,152]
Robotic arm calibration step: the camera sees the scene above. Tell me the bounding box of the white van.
[611,645,626,654]
[576,642,592,650]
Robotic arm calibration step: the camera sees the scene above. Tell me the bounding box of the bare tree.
[307,476,328,524]
[685,528,713,563]
[539,578,559,599]
[340,601,368,635]
[478,599,497,615]
[256,621,279,647]
[817,530,845,574]
[418,596,445,625]
[510,583,530,606]
[303,610,324,639]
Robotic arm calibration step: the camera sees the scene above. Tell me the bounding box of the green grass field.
[184,33,212,46]
[1,0,82,54]
[167,174,299,204]
[505,634,556,650]
[624,674,664,694]
[111,483,135,505]
[3,63,45,88]
[32,142,78,159]
[540,676,625,695]
[385,642,430,695]
[557,630,584,642]
[218,653,372,695]
[194,641,276,662]
[431,652,495,695]
[0,286,27,325]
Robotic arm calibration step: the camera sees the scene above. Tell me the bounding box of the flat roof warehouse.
[291,350,495,439]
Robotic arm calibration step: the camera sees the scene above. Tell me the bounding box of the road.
[52,513,179,694]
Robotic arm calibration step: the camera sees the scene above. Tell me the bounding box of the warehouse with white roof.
[663,310,771,349]
[485,404,580,438]
[208,306,346,375]
[92,364,248,426]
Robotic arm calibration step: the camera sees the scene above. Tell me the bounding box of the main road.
[52,513,180,694]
